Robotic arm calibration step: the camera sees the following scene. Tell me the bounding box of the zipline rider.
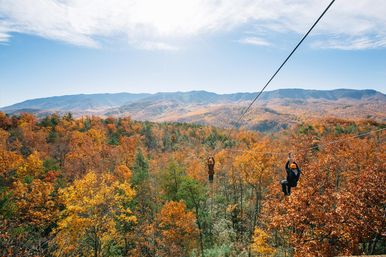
[207,156,215,183]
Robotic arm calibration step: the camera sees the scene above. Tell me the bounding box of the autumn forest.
[0,112,385,257]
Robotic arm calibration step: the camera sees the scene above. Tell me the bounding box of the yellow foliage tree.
[16,151,44,178]
[0,149,22,177]
[53,171,136,257]
[233,142,274,187]
[251,228,275,256]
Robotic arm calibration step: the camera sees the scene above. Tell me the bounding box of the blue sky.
[1,0,386,107]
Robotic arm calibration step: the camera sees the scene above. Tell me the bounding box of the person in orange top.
[280,154,301,196]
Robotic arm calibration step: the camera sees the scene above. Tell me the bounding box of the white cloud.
[0,31,10,42]
[0,0,385,50]
[313,36,386,50]
[0,21,11,42]
[238,36,270,46]
[132,41,179,51]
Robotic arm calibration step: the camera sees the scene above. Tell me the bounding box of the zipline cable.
[296,127,386,154]
[186,128,385,162]
[223,127,385,156]
[231,0,336,131]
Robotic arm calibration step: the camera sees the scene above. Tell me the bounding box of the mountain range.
[2,89,385,132]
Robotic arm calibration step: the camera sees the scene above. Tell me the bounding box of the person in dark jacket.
[207,156,215,183]
[280,154,301,196]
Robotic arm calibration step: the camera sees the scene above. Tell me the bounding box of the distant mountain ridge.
[1,93,150,112]
[2,89,385,132]
[2,89,384,112]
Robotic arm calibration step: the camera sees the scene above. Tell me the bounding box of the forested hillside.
[0,112,385,257]
[3,90,385,133]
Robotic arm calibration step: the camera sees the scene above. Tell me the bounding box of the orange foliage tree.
[156,200,199,256]
[264,132,386,257]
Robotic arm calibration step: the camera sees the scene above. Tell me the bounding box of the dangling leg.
[287,186,291,195]
[280,180,288,195]
[209,174,214,183]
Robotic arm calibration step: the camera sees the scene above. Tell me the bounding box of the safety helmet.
[290,163,297,169]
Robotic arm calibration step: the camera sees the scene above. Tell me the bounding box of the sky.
[0,0,386,107]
